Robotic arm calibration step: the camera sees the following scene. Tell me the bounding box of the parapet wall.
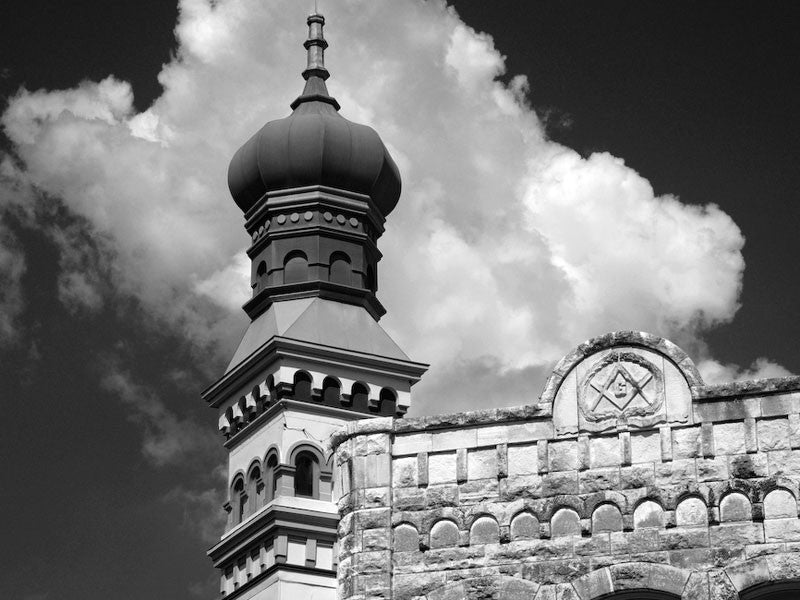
[331,332,800,600]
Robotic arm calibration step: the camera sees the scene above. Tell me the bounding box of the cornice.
[208,503,339,566]
[202,336,429,408]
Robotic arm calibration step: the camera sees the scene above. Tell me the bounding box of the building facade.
[204,14,800,600]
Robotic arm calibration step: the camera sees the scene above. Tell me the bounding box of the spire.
[291,12,340,110]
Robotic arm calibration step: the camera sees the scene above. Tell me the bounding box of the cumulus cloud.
[698,357,794,385]
[0,0,784,420]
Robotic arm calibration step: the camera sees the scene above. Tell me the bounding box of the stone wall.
[332,332,800,600]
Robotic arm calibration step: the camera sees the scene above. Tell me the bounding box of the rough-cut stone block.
[393,487,426,511]
[758,418,790,451]
[417,452,429,487]
[366,453,390,487]
[790,414,800,449]
[589,436,620,468]
[579,467,620,494]
[542,470,579,496]
[701,422,715,457]
[497,443,508,479]
[503,474,543,501]
[767,449,800,477]
[725,555,770,592]
[658,527,709,550]
[393,523,419,552]
[764,489,797,518]
[431,429,477,451]
[761,392,800,417]
[710,522,764,546]
[656,459,696,487]
[631,431,660,464]
[571,566,612,599]
[538,440,549,474]
[697,457,728,482]
[695,398,761,422]
[728,453,768,479]
[672,426,701,459]
[720,492,752,522]
[392,456,417,488]
[508,444,537,477]
[682,572,710,600]
[551,508,581,538]
[459,478,498,503]
[591,504,623,533]
[676,497,708,528]
[620,464,655,489]
[634,500,665,529]
[456,448,468,483]
[744,418,758,453]
[549,440,579,472]
[362,528,391,552]
[392,433,431,456]
[660,427,672,462]
[468,448,497,480]
[714,422,746,456]
[353,433,391,456]
[428,452,457,485]
[426,484,459,508]
[429,519,460,548]
[510,512,539,540]
[766,552,800,583]
[469,516,500,545]
[628,528,661,552]
[394,572,446,599]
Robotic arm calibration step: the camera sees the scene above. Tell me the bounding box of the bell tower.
[202,13,427,600]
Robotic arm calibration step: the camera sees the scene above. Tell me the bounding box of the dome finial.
[303,11,328,81]
[290,11,340,111]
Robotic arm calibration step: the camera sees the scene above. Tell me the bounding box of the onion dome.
[228,14,401,218]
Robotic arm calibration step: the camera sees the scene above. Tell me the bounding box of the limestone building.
[204,14,800,600]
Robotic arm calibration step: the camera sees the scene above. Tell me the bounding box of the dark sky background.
[1,2,799,599]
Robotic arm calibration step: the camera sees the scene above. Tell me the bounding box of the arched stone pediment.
[543,331,701,435]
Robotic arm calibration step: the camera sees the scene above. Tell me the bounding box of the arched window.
[232,478,246,524]
[378,388,397,415]
[247,466,262,515]
[265,454,278,503]
[350,382,369,412]
[294,451,320,499]
[283,251,308,284]
[329,252,351,286]
[256,261,267,290]
[293,371,312,402]
[322,377,341,403]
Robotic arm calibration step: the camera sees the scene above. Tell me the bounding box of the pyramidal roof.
[226,297,410,373]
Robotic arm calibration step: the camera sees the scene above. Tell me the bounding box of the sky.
[1,1,799,598]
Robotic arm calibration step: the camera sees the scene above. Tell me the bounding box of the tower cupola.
[227,13,401,320]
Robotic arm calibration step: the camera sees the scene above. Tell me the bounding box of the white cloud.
[0,0,786,419]
[698,357,794,385]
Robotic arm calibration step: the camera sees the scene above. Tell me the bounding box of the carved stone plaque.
[579,351,664,425]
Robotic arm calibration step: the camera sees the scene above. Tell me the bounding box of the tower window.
[329,252,351,286]
[294,451,319,498]
[351,382,369,412]
[283,251,308,284]
[322,376,341,403]
[232,478,246,524]
[293,371,312,402]
[256,261,267,290]
[265,454,278,503]
[378,387,397,415]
